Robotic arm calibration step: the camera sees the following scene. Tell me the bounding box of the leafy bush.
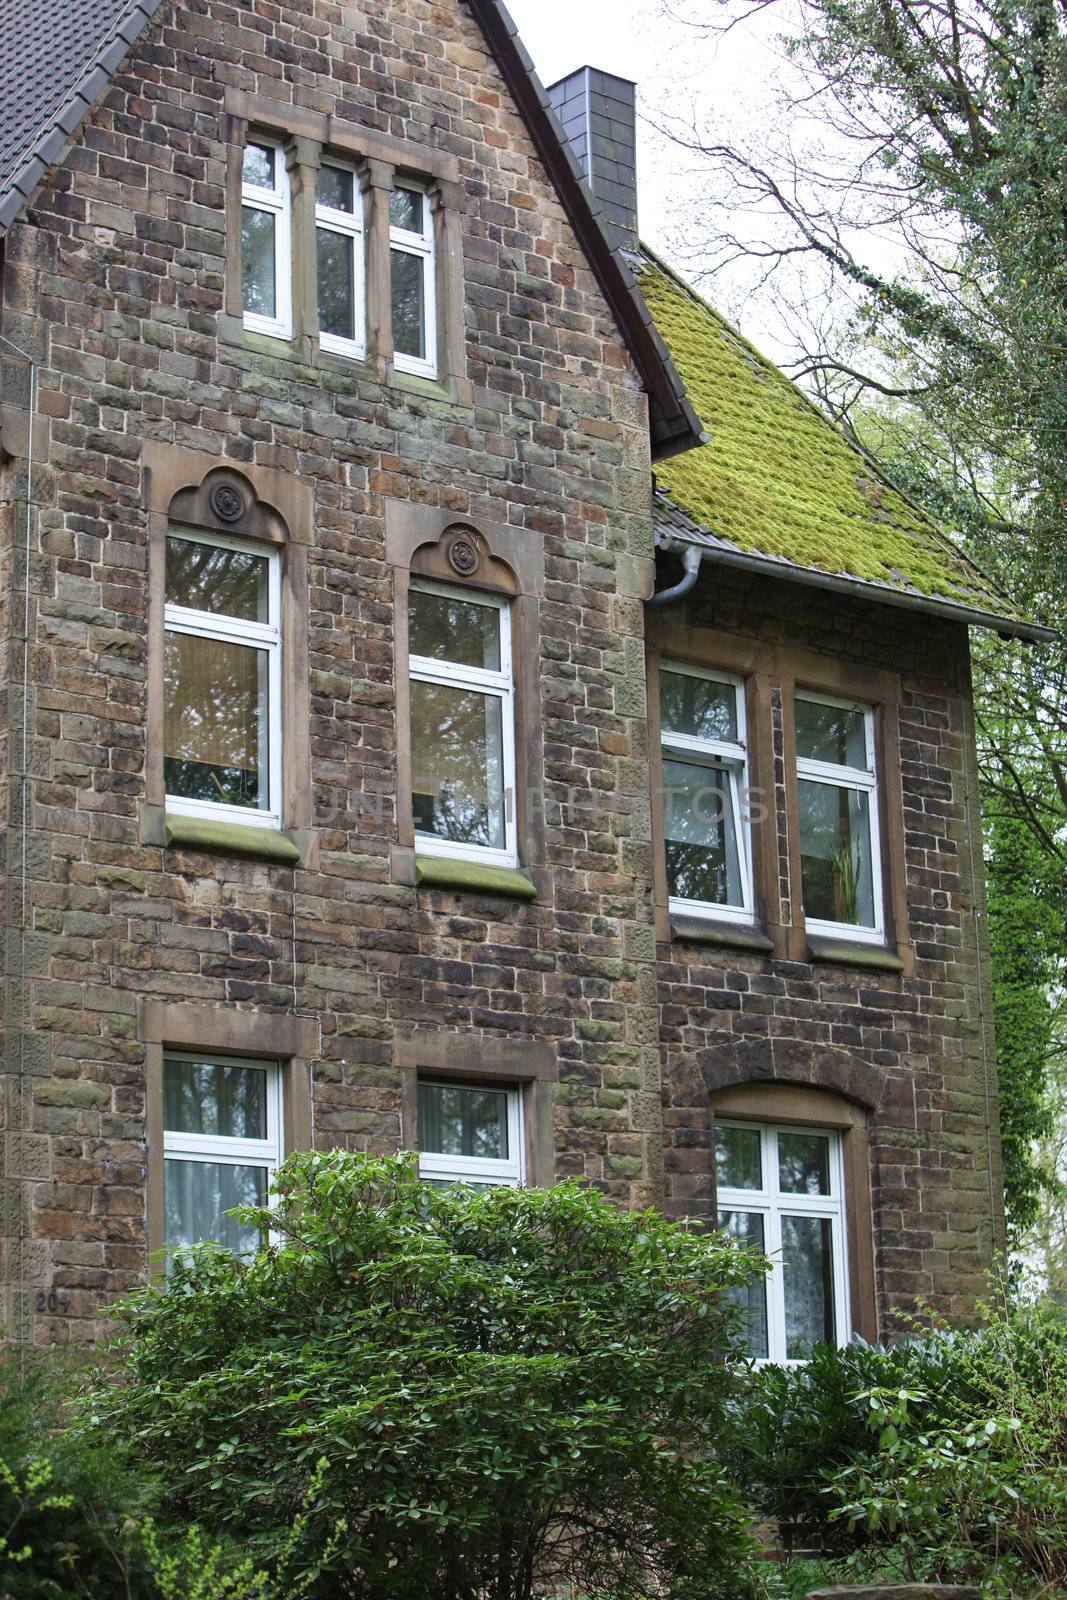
[726,1299,1067,1596]
[719,1331,978,1554]
[827,1300,1067,1595]
[85,1151,768,1600]
[0,1347,155,1598]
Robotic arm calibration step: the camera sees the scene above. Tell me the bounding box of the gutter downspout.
[646,542,702,607]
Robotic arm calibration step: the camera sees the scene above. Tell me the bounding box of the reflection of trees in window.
[164,632,267,808]
[163,530,279,821]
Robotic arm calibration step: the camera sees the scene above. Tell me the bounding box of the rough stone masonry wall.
[0,0,659,1345]
[657,567,1005,1332]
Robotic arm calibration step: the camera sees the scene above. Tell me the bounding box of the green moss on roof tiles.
[639,248,1023,622]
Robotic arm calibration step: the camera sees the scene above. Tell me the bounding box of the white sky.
[504,0,795,345]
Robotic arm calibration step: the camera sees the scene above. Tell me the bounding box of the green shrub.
[827,1302,1067,1594]
[725,1299,1067,1596]
[0,1347,156,1599]
[84,1151,768,1600]
[719,1331,977,1554]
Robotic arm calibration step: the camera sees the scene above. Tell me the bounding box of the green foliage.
[0,1349,278,1600]
[985,805,1065,1233]
[86,1152,766,1600]
[718,1333,977,1554]
[725,1300,1067,1596]
[0,1347,154,1599]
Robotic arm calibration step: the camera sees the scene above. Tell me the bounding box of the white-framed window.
[660,664,753,922]
[408,581,517,868]
[389,181,436,378]
[417,1079,524,1189]
[716,1119,850,1365]
[162,1053,282,1256]
[163,527,282,830]
[795,692,883,941]
[315,160,366,360]
[241,138,292,340]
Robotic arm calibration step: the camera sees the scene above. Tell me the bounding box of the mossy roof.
[639,248,1047,638]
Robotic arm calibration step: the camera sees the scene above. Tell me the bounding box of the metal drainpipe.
[646,542,703,607]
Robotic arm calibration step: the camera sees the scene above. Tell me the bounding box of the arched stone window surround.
[141,443,314,845]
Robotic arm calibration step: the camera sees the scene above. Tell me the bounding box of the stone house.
[0,0,1048,1356]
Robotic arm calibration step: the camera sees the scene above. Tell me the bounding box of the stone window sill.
[218,316,471,404]
[670,914,775,954]
[142,804,310,866]
[807,933,905,973]
[415,854,537,901]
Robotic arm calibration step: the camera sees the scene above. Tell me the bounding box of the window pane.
[316,165,354,212]
[317,227,355,341]
[242,142,274,189]
[798,780,876,927]
[796,698,868,769]
[391,248,425,359]
[782,1214,836,1359]
[716,1125,762,1190]
[778,1131,831,1196]
[164,1158,266,1254]
[164,632,269,810]
[163,1059,268,1139]
[410,680,505,849]
[390,186,424,232]
[409,589,501,671]
[242,205,277,319]
[661,670,738,743]
[418,1082,510,1159]
[165,536,268,622]
[663,758,744,907]
[718,1210,769,1360]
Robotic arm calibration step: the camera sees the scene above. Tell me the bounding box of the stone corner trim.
[414,855,538,901]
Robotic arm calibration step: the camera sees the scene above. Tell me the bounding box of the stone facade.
[651,567,1004,1332]
[0,0,1002,1346]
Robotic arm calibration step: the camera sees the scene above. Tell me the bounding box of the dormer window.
[390,183,437,378]
[241,140,292,340]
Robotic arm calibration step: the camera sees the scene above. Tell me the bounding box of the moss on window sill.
[807,933,905,972]
[670,914,774,954]
[415,855,537,901]
[165,813,302,865]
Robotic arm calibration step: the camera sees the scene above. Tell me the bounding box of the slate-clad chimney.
[546,67,638,255]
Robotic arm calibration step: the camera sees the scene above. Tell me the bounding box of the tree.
[86,1152,765,1600]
